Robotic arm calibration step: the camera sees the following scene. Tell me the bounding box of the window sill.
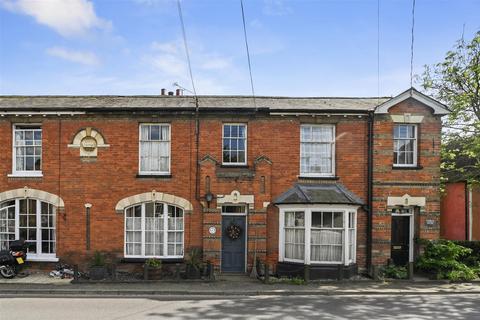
[136,174,172,179]
[392,165,423,170]
[298,175,339,180]
[121,257,184,264]
[220,164,249,168]
[27,256,59,262]
[8,173,43,178]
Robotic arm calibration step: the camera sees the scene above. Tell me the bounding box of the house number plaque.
[209,226,216,235]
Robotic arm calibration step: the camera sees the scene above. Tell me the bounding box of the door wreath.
[226,224,242,240]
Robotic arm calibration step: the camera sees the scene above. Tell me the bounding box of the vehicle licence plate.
[16,257,24,264]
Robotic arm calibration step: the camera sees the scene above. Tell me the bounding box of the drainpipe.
[468,185,473,241]
[366,111,374,273]
[194,96,200,201]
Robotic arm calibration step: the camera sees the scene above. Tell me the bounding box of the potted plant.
[185,248,203,279]
[89,251,108,280]
[144,258,162,280]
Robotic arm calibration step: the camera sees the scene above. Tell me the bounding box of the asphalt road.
[1,294,479,320]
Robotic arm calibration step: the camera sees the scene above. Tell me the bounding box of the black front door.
[391,215,410,266]
[221,216,246,272]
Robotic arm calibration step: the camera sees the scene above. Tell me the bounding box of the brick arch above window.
[115,191,193,214]
[0,187,65,209]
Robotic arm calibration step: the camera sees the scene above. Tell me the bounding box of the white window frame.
[278,204,358,266]
[124,202,184,259]
[138,123,171,175]
[393,124,418,167]
[222,123,247,166]
[0,198,58,262]
[300,124,335,177]
[10,124,43,177]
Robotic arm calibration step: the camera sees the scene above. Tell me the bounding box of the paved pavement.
[1,274,480,296]
[1,294,479,319]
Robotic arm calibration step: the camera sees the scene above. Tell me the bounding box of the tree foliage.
[420,30,480,184]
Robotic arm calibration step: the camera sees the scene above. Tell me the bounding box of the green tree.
[420,30,480,184]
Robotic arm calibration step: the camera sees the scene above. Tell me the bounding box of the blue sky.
[0,0,479,97]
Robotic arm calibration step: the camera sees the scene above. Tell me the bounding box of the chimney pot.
[176,89,181,96]
[161,88,166,95]
[168,91,174,96]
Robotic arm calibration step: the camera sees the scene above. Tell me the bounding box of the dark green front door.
[221,216,246,272]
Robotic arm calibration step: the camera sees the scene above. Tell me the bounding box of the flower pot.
[147,267,162,280]
[89,266,107,280]
[186,264,202,279]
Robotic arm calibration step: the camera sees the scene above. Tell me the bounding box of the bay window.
[125,202,184,258]
[279,206,357,265]
[0,199,56,261]
[300,124,335,177]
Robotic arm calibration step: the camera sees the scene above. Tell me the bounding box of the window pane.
[322,212,332,227]
[238,125,245,137]
[150,125,160,140]
[312,212,322,228]
[295,212,304,227]
[333,212,343,228]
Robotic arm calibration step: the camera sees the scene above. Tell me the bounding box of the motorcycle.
[0,239,28,278]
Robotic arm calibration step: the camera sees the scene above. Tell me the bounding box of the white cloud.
[46,47,100,66]
[263,0,292,16]
[1,0,111,37]
[200,57,232,71]
[151,41,179,54]
[142,40,242,94]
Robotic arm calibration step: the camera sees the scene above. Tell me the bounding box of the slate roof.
[274,183,364,205]
[0,95,389,112]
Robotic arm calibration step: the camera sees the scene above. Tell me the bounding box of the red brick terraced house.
[0,88,450,279]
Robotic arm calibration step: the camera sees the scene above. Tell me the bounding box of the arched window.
[0,199,56,261]
[125,202,183,258]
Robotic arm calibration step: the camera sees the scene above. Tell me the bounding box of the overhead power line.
[177,0,197,97]
[410,0,416,88]
[377,0,380,105]
[240,0,257,110]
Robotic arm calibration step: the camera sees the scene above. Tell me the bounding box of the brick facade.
[0,91,446,275]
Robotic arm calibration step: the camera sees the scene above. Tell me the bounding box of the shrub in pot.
[144,258,162,280]
[89,251,108,280]
[185,248,203,279]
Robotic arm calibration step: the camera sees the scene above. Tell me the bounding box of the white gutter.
[1,111,85,116]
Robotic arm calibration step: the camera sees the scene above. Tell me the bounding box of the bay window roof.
[274,183,364,206]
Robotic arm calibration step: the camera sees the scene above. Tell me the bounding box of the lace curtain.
[140,125,170,172]
[300,125,334,174]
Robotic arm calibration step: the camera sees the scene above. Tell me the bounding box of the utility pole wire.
[410,0,416,88]
[177,0,197,97]
[377,0,380,105]
[240,0,257,110]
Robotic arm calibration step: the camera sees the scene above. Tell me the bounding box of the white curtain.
[284,228,305,260]
[300,125,333,174]
[140,125,170,172]
[310,229,343,262]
